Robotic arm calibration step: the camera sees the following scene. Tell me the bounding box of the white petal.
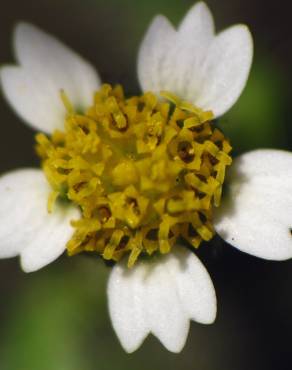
[143,253,189,352]
[0,23,101,133]
[137,15,176,94]
[138,2,213,96]
[214,149,292,260]
[107,261,150,353]
[173,249,217,324]
[107,247,216,353]
[137,2,253,118]
[195,25,253,117]
[0,168,80,272]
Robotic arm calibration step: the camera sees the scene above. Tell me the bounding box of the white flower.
[0,1,289,354]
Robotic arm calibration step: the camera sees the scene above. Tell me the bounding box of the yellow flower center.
[36,84,232,267]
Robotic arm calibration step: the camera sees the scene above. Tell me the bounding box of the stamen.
[60,89,74,114]
[36,84,232,267]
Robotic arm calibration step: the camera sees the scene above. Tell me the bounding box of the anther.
[98,206,111,223]
[178,141,195,163]
[127,197,140,215]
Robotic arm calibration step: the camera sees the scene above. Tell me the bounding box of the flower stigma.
[36,84,232,267]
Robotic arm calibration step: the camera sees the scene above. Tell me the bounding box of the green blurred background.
[0,0,292,369]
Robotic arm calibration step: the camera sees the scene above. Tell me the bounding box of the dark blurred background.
[0,0,292,369]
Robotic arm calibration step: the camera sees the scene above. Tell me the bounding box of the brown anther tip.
[127,197,140,215]
[98,206,111,223]
[178,141,195,163]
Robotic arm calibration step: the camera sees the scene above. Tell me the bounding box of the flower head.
[1,1,289,354]
[35,83,232,268]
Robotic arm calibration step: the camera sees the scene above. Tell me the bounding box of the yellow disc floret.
[36,84,232,267]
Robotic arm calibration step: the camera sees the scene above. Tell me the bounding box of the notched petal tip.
[108,248,216,353]
[178,1,214,32]
[203,303,217,325]
[107,262,150,353]
[138,2,253,116]
[173,248,217,325]
[137,13,176,94]
[223,23,254,65]
[13,21,35,43]
[158,322,190,353]
[198,22,254,118]
[118,335,147,354]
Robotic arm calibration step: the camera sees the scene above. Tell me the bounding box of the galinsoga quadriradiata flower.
[1,2,292,353]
